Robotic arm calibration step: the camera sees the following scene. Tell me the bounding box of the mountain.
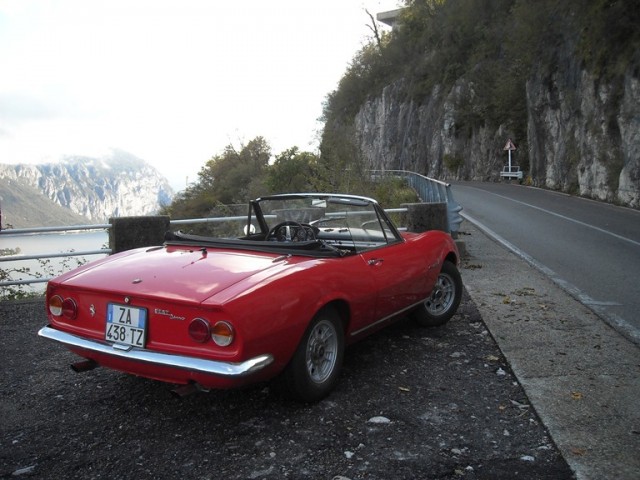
[0,176,90,228]
[0,150,174,228]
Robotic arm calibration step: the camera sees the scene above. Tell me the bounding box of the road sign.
[503,139,516,151]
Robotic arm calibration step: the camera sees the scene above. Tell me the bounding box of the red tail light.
[188,318,210,343]
[61,298,78,320]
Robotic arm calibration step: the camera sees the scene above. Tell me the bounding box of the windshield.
[251,195,401,252]
[165,194,403,257]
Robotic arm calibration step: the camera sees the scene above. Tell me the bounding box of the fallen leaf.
[514,287,536,296]
[398,386,410,392]
[486,355,500,362]
[571,391,583,400]
[464,263,483,270]
[571,447,587,456]
[510,399,529,409]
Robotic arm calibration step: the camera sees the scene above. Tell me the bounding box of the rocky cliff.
[0,150,174,224]
[526,59,639,208]
[354,60,639,208]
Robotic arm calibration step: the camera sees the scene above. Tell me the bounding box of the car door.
[353,208,431,323]
[360,241,427,322]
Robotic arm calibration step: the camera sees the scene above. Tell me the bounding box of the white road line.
[465,187,640,248]
[462,212,640,345]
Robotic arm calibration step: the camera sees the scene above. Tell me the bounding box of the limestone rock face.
[352,62,639,208]
[526,59,639,207]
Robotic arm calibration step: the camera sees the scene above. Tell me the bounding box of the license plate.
[105,303,147,347]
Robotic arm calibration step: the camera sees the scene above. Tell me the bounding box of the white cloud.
[0,0,400,191]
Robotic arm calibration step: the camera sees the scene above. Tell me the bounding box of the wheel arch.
[278,298,348,401]
[320,299,350,335]
[444,250,459,266]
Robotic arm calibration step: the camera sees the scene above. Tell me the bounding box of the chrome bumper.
[38,326,274,378]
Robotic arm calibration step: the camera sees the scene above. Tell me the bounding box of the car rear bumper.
[38,325,274,378]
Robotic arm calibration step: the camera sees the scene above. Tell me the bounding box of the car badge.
[132,278,142,284]
[89,305,96,317]
[124,296,131,304]
[154,308,186,321]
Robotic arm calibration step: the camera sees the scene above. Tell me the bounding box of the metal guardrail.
[370,170,463,234]
[0,223,111,235]
[0,224,112,287]
[169,215,249,226]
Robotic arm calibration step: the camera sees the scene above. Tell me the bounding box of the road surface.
[451,181,640,344]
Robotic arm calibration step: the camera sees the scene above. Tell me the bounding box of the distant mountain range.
[0,150,174,228]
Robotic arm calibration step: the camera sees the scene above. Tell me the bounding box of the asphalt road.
[450,181,640,345]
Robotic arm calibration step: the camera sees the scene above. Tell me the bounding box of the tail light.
[49,295,64,316]
[188,318,235,346]
[211,321,234,346]
[48,295,78,320]
[61,298,78,320]
[188,318,211,343]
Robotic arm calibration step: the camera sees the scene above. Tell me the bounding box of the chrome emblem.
[154,308,186,321]
[89,305,96,317]
[124,296,131,304]
[132,278,142,284]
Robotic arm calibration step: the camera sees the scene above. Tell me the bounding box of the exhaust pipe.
[171,382,208,398]
[70,359,98,373]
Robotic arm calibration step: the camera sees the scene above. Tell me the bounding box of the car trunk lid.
[55,245,287,304]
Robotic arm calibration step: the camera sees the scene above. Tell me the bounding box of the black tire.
[282,307,344,402]
[411,260,462,327]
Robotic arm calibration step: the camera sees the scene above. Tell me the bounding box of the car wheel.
[283,307,344,402]
[411,260,462,327]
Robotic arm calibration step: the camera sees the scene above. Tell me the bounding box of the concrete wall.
[109,215,170,254]
[400,202,448,233]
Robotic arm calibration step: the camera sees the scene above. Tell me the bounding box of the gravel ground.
[0,290,573,480]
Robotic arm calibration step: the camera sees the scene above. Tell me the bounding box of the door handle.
[367,258,384,266]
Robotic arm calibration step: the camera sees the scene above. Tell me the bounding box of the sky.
[0,0,400,192]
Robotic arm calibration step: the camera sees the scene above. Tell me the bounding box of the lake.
[0,230,109,297]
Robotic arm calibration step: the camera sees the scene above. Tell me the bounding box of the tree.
[266,147,319,194]
[161,136,271,220]
[204,136,271,204]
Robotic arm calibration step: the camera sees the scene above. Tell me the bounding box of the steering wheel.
[267,221,315,242]
[361,219,380,229]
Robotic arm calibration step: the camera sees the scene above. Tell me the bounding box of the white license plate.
[105,303,147,347]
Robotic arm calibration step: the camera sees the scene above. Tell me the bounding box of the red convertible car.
[39,193,462,402]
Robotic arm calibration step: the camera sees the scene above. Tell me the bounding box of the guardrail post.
[445,187,463,237]
[109,216,170,254]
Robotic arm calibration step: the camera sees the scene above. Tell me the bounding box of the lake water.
[0,230,108,296]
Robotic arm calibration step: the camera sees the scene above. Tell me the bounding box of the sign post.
[503,139,517,173]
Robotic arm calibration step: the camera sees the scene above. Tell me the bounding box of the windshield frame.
[248,193,403,252]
